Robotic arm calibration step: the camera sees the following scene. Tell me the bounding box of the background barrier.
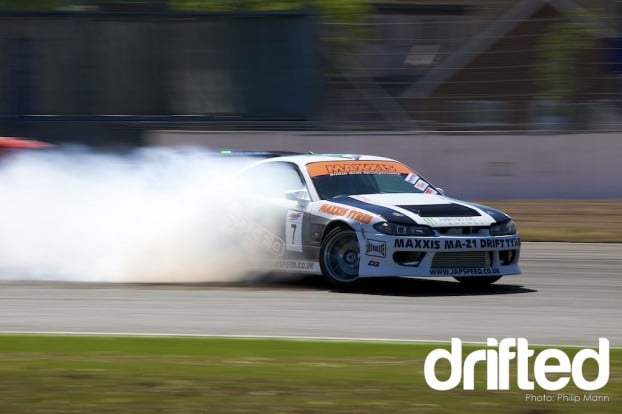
[147,130,622,199]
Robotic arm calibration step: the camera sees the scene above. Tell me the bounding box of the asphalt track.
[0,242,620,346]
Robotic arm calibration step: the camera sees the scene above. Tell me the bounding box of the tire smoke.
[0,147,257,282]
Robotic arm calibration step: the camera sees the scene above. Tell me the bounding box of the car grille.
[431,251,492,268]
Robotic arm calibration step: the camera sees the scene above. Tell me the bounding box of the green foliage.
[170,0,373,24]
[171,0,299,12]
[0,335,621,414]
[0,0,67,10]
[170,0,375,63]
[534,10,601,101]
[0,0,373,21]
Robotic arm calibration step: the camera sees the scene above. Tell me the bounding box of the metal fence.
[0,9,320,143]
[1,2,621,143]
[323,1,622,131]
[0,10,319,117]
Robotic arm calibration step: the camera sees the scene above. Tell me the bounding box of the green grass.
[0,335,619,413]
[478,200,622,242]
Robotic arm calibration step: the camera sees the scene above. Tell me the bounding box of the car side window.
[238,162,306,198]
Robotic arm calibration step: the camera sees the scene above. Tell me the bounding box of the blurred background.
[1,0,622,145]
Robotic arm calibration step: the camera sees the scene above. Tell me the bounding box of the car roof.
[217,150,303,159]
[263,153,396,166]
[216,150,395,163]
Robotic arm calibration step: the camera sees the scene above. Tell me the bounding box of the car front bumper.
[357,231,521,278]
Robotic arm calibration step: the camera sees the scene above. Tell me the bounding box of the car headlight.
[373,222,435,236]
[490,220,517,236]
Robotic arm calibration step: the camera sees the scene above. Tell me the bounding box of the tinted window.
[236,162,306,198]
[306,160,437,200]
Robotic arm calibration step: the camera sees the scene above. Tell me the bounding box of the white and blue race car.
[226,152,520,288]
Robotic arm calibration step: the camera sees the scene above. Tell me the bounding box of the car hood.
[329,193,509,227]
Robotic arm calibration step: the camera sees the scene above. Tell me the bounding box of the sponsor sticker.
[415,180,429,191]
[318,203,374,224]
[405,173,420,184]
[434,217,481,226]
[274,260,316,271]
[443,239,479,249]
[365,239,386,258]
[442,238,521,250]
[228,204,285,256]
[285,210,304,252]
[480,238,521,249]
[307,160,412,177]
[393,237,520,250]
[394,239,442,249]
[247,222,285,256]
[429,267,500,276]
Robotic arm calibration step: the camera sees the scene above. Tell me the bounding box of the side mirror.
[436,187,446,196]
[285,189,310,205]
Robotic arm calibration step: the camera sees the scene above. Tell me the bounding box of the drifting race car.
[226,152,520,288]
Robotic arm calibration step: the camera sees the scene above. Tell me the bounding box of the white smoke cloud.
[0,147,262,282]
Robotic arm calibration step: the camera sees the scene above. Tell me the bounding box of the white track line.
[0,331,617,349]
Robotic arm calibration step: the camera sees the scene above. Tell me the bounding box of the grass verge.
[0,335,619,413]
[477,200,622,242]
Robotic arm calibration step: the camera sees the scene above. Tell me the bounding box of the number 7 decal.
[286,210,303,252]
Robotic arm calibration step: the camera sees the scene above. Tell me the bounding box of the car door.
[229,161,310,261]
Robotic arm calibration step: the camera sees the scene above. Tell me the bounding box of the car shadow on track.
[247,273,537,297]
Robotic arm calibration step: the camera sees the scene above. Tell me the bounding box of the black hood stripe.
[331,197,416,225]
[397,204,481,217]
[330,197,509,225]
[459,201,510,223]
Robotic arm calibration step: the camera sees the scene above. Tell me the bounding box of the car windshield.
[307,160,438,200]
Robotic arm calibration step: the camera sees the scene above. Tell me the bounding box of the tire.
[319,227,361,288]
[454,276,502,287]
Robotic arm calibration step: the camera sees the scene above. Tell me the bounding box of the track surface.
[1,243,620,346]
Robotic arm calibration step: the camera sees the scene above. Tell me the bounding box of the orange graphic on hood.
[307,160,412,177]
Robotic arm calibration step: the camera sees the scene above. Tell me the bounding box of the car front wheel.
[320,227,361,288]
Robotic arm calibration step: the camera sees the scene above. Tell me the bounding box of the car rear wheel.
[454,276,502,287]
[320,227,360,288]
